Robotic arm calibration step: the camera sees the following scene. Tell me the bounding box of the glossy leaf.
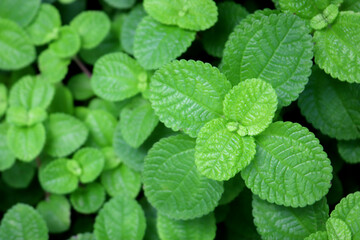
[73,147,105,183]
[70,182,106,214]
[326,218,351,240]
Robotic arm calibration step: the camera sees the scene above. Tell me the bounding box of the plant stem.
[73,56,92,78]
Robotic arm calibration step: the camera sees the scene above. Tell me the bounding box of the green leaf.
[25,3,61,45]
[314,12,360,83]
[70,182,105,214]
[121,4,147,55]
[0,0,41,27]
[7,106,47,127]
[36,195,71,233]
[253,195,329,239]
[0,18,36,70]
[241,121,333,207]
[91,52,147,101]
[219,173,245,205]
[143,134,224,220]
[195,118,256,181]
[310,4,339,30]
[298,66,360,140]
[338,140,360,164]
[157,213,216,240]
[100,164,141,198]
[68,233,95,240]
[88,97,124,119]
[101,146,122,170]
[85,109,117,147]
[45,113,88,157]
[49,26,80,58]
[67,73,94,101]
[73,147,105,183]
[9,75,55,110]
[326,218,352,240]
[150,60,231,137]
[341,0,360,11]
[221,13,313,107]
[304,231,328,240]
[223,78,278,136]
[201,2,248,58]
[120,98,159,148]
[0,124,15,171]
[2,161,35,189]
[48,84,74,115]
[143,0,218,31]
[39,158,79,194]
[94,194,146,240]
[0,84,7,118]
[134,16,195,70]
[38,49,71,83]
[70,11,111,49]
[103,0,135,9]
[7,123,45,162]
[330,192,360,238]
[0,203,48,240]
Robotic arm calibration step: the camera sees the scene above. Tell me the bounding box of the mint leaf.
[338,140,360,164]
[70,182,106,214]
[305,231,328,240]
[67,73,94,101]
[38,49,71,83]
[49,26,80,58]
[0,0,40,27]
[85,110,117,147]
[101,146,122,171]
[0,123,16,171]
[73,147,105,183]
[150,60,231,137]
[326,218,352,240]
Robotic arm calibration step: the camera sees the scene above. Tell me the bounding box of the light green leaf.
[121,4,147,55]
[67,73,94,101]
[104,0,135,9]
[143,134,224,220]
[195,118,256,181]
[304,231,328,240]
[48,84,74,115]
[38,49,71,83]
[49,26,80,58]
[120,98,159,148]
[253,196,329,240]
[0,124,16,171]
[70,11,111,49]
[91,52,147,101]
[157,213,216,240]
[85,110,117,147]
[100,164,141,198]
[310,4,339,31]
[6,106,46,127]
[2,161,35,189]
[201,2,248,58]
[70,182,105,214]
[219,173,245,205]
[314,12,360,83]
[223,78,278,136]
[241,121,333,207]
[221,13,313,107]
[0,18,36,70]
[88,97,124,119]
[0,84,7,118]
[150,60,231,137]
[45,113,88,157]
[341,0,360,11]
[298,66,360,140]
[0,203,48,240]
[326,218,352,240]
[25,3,61,45]
[331,192,360,238]
[36,195,71,233]
[143,0,218,31]
[101,146,122,171]
[68,233,95,240]
[94,194,146,240]
[7,123,45,162]
[338,140,360,164]
[73,147,105,183]
[9,75,55,110]
[39,158,79,194]
[0,0,41,27]
[134,16,195,70]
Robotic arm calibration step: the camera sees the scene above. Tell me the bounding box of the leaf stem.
[73,56,92,78]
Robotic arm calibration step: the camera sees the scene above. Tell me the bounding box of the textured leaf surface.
[195,118,256,181]
[39,158,79,194]
[73,147,105,183]
[338,140,360,164]
[0,18,36,70]
[94,195,146,240]
[144,0,218,31]
[134,16,195,70]
[252,196,329,239]
[45,113,88,157]
[85,110,117,147]
[298,66,360,140]
[0,0,40,27]
[304,231,328,240]
[314,12,360,83]
[223,78,277,136]
[7,124,45,162]
[104,0,135,9]
[100,164,141,198]
[0,203,48,240]
[150,60,231,137]
[221,13,313,107]
[91,52,147,101]
[38,49,70,83]
[326,218,351,240]
[331,192,360,238]
[70,11,111,49]
[70,182,105,214]
[49,26,80,58]
[0,124,15,171]
[241,121,333,207]
[157,213,216,240]
[2,162,35,189]
[120,98,159,148]
[143,135,223,220]
[36,195,71,233]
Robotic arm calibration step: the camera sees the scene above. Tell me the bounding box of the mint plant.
[0,0,359,239]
